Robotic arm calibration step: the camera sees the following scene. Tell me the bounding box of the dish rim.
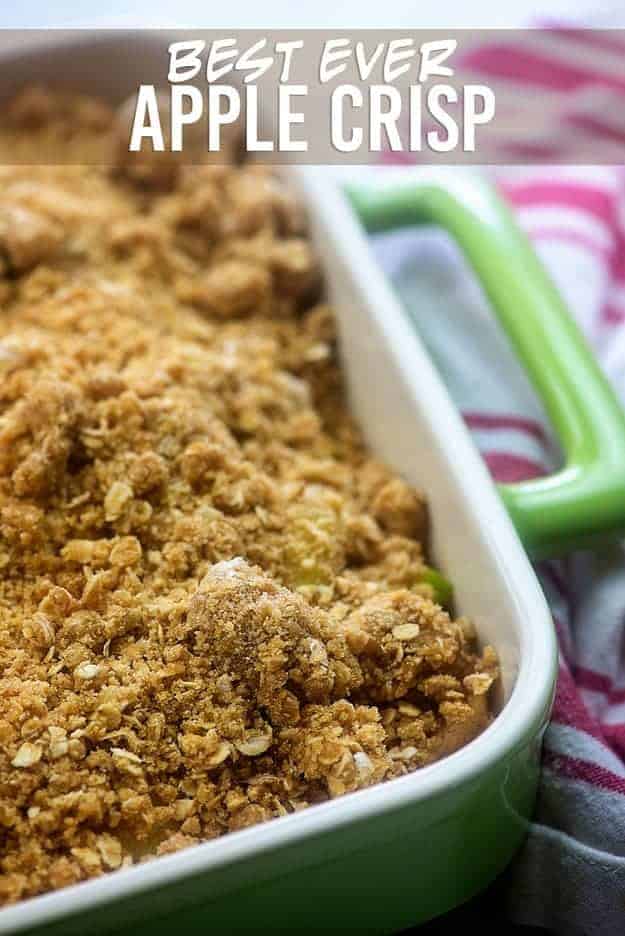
[0,70,557,930]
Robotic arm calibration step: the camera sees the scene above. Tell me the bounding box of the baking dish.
[3,30,625,936]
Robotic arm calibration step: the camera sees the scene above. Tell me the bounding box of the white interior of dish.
[0,33,557,936]
[295,166,541,705]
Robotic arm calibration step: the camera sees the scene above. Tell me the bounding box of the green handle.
[347,173,625,558]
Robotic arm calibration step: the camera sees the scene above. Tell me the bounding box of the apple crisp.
[0,89,498,905]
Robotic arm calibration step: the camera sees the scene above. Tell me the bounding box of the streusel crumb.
[0,88,498,905]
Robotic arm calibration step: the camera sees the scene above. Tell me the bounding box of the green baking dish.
[3,31,625,936]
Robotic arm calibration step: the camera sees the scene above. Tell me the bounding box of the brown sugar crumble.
[0,89,498,905]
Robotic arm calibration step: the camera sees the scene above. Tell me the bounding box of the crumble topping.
[0,89,498,905]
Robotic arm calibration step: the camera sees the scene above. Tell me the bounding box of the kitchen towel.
[371,31,625,936]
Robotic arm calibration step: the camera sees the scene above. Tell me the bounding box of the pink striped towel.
[371,31,625,934]
[375,167,625,935]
